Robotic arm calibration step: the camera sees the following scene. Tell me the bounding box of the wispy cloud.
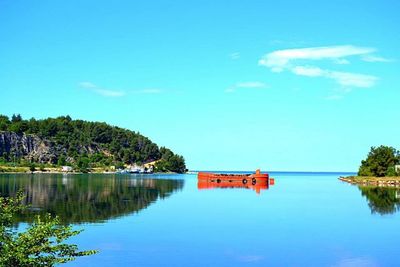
[95,89,125,97]
[79,81,97,89]
[292,66,377,88]
[292,66,324,77]
[230,52,240,60]
[361,54,392,62]
[328,71,377,88]
[79,82,125,97]
[259,45,387,96]
[236,81,266,88]
[225,81,267,93]
[259,45,375,72]
[137,89,162,94]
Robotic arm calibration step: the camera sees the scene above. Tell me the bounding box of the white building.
[395,165,400,173]
[61,166,73,172]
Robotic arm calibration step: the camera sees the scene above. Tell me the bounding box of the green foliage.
[29,163,36,172]
[358,146,400,177]
[385,166,398,177]
[76,157,90,173]
[0,193,97,266]
[154,147,186,173]
[0,115,10,131]
[57,155,66,166]
[0,114,186,172]
[359,186,400,215]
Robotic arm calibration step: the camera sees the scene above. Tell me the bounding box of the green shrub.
[0,193,97,266]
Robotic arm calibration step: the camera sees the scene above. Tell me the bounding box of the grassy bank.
[339,176,400,187]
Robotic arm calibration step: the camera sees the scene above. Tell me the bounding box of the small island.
[0,114,186,174]
[339,145,400,186]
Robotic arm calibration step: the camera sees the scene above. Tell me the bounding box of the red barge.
[197,169,274,194]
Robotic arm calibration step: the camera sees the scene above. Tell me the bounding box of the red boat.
[197,169,274,194]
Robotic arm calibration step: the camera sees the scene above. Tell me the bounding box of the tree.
[11,114,22,123]
[0,115,10,131]
[358,146,400,177]
[57,155,67,166]
[0,193,97,266]
[29,163,36,172]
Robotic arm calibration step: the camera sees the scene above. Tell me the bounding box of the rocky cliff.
[0,131,100,164]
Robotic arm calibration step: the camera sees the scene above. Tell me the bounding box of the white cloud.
[292,66,324,77]
[95,89,125,97]
[333,58,350,65]
[259,45,375,72]
[259,45,384,92]
[361,54,392,62]
[230,52,240,60]
[291,66,377,88]
[79,81,97,89]
[236,81,266,88]
[328,71,377,88]
[78,82,125,97]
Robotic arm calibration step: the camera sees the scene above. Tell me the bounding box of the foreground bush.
[0,193,97,266]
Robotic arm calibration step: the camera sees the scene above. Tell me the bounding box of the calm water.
[1,172,400,267]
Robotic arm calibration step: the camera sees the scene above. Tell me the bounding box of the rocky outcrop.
[0,131,101,164]
[0,131,56,163]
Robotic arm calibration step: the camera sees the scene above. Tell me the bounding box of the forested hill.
[0,114,186,173]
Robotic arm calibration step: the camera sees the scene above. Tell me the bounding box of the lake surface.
[1,172,400,267]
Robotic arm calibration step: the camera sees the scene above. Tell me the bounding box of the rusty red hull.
[197,169,272,194]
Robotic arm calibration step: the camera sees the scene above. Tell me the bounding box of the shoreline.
[339,176,400,187]
[0,166,182,175]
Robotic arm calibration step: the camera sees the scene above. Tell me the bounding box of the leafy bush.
[0,193,97,266]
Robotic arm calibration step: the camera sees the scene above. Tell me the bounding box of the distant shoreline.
[339,176,400,187]
[0,166,181,175]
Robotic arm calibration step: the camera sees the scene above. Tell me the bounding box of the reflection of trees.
[0,174,184,224]
[359,186,400,215]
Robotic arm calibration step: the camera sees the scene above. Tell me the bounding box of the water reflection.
[359,186,400,215]
[198,178,274,194]
[0,173,184,224]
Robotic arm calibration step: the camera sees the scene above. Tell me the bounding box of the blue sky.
[1,0,399,171]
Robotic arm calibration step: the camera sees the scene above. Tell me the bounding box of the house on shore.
[62,166,73,172]
[395,165,400,173]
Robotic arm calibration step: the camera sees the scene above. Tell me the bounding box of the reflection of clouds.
[332,257,378,267]
[237,255,264,263]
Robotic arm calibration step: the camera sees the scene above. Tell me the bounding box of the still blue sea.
[1,172,399,267]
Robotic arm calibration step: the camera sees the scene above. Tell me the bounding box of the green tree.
[0,115,10,131]
[76,157,90,172]
[358,146,400,177]
[11,114,22,123]
[29,163,36,172]
[0,193,97,266]
[57,155,67,166]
